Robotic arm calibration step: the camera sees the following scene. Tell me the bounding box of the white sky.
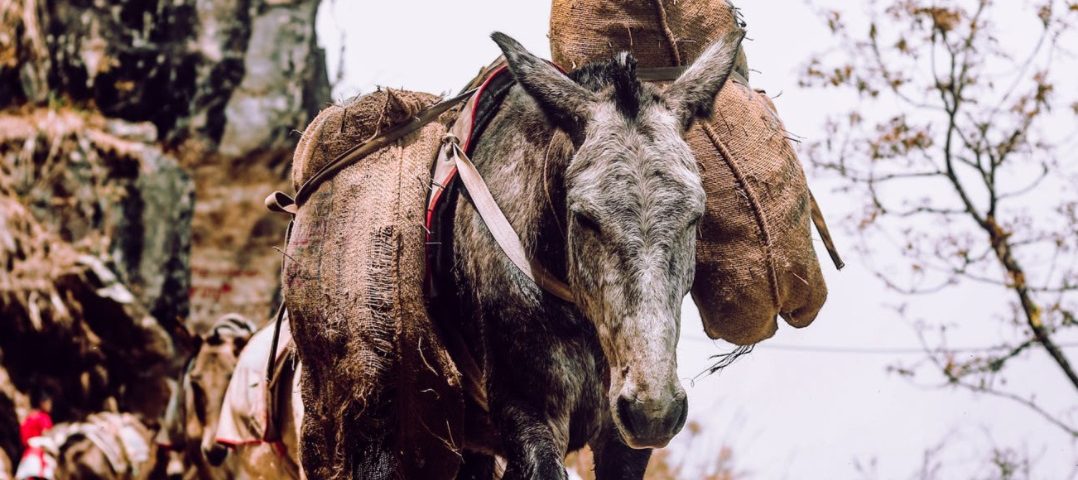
[317,1,1077,478]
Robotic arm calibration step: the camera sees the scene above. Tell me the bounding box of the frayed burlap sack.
[551,0,828,345]
[550,0,749,76]
[282,90,464,480]
[689,82,827,344]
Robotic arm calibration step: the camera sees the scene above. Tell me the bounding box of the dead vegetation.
[567,421,744,480]
[0,107,187,423]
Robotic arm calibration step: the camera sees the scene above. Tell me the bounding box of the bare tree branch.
[802,0,1078,428]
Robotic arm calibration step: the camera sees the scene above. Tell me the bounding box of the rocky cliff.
[0,0,329,427]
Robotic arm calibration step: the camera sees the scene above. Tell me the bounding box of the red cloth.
[20,410,53,448]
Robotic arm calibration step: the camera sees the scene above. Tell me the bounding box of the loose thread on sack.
[416,175,433,192]
[274,246,299,264]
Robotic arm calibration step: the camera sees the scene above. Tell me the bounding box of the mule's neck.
[460,85,575,293]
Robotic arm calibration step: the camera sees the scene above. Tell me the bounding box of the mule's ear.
[664,29,747,129]
[492,32,595,133]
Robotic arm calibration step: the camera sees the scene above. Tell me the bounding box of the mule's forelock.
[611,52,642,118]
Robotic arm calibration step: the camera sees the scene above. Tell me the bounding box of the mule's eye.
[688,214,702,229]
[573,211,601,233]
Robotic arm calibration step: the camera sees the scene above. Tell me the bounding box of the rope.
[700,122,783,311]
[652,0,683,66]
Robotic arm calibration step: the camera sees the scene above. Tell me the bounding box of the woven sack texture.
[283,90,464,479]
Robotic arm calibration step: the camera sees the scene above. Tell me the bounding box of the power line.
[680,336,1078,355]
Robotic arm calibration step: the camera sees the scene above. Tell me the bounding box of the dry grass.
[566,421,743,480]
[0,107,176,420]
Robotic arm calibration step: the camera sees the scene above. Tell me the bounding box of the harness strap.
[265,301,287,386]
[291,88,477,208]
[636,65,752,85]
[445,136,576,304]
[265,191,297,215]
[809,192,844,269]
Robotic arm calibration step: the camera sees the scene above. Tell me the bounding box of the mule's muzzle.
[615,388,688,449]
[203,443,229,466]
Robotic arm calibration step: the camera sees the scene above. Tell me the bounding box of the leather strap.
[809,192,844,270]
[636,65,688,82]
[445,136,576,304]
[291,88,477,208]
[264,300,287,390]
[637,65,750,85]
[265,191,297,215]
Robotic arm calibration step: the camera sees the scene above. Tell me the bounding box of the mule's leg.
[494,404,567,480]
[590,425,651,480]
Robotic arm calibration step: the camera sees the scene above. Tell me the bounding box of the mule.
[217,368,303,480]
[443,30,744,479]
[213,316,305,480]
[158,314,255,480]
[51,413,156,480]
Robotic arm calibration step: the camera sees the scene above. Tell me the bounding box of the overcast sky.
[317,1,1077,478]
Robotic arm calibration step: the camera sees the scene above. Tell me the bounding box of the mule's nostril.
[671,395,688,434]
[616,394,638,437]
[615,389,689,447]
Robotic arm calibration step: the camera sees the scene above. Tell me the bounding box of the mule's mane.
[566,53,650,118]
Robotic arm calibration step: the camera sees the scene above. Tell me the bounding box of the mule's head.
[493,30,744,449]
[184,314,254,466]
[57,433,113,480]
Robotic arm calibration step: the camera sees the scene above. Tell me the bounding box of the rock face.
[218,0,329,158]
[3,0,205,137]
[0,0,330,431]
[0,0,329,153]
[187,160,292,331]
[0,110,184,421]
[186,0,329,330]
[2,110,194,327]
[114,145,195,325]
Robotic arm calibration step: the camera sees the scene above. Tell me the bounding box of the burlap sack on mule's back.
[550,0,742,71]
[551,0,828,345]
[689,80,827,345]
[283,90,464,479]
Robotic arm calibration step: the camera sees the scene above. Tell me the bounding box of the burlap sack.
[551,0,827,345]
[551,0,740,70]
[283,90,464,479]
